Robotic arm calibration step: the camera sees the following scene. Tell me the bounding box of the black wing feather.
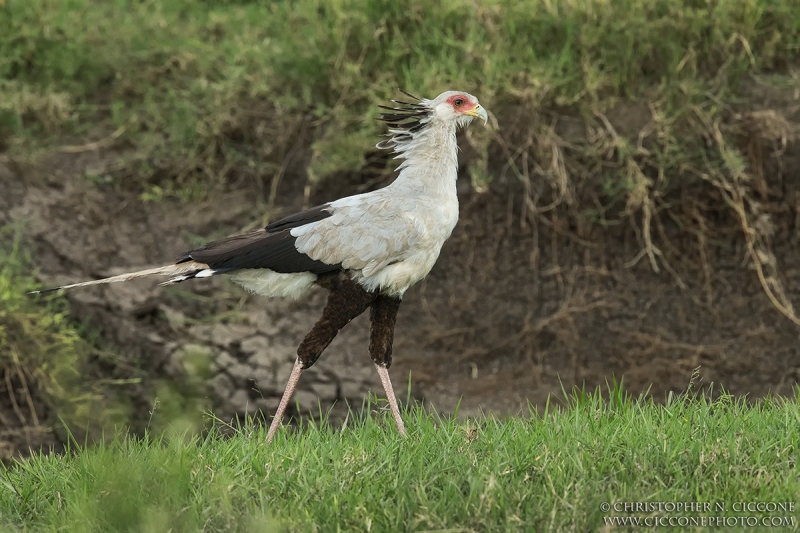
[176,203,340,275]
[265,203,332,232]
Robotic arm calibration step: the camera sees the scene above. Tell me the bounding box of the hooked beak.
[465,105,488,125]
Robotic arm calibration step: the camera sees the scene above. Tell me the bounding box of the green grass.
[2,388,798,532]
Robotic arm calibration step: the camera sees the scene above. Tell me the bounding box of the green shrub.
[0,225,131,459]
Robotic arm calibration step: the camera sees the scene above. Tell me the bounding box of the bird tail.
[29,261,212,295]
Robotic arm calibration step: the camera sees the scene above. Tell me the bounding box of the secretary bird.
[31,90,489,442]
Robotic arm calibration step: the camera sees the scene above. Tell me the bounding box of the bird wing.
[290,192,426,276]
[175,203,341,275]
[176,191,428,280]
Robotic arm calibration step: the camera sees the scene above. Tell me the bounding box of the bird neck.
[389,120,459,198]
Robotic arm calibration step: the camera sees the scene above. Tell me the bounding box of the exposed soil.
[1,91,799,458]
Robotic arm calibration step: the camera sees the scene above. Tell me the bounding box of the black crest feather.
[376,89,432,149]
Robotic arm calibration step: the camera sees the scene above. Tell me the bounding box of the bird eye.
[453,98,464,107]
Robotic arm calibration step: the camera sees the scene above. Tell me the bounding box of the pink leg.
[266,358,304,443]
[375,364,406,436]
[267,274,377,443]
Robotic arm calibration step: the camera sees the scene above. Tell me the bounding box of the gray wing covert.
[290,196,423,276]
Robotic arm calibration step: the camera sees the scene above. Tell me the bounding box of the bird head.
[429,91,488,127]
[376,89,488,151]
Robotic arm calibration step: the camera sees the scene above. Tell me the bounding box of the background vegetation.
[1,0,799,528]
[3,0,798,314]
[2,0,798,196]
